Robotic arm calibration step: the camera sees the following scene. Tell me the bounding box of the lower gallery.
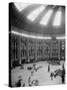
[9,28,65,87]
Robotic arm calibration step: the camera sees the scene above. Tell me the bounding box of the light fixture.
[14,2,32,12]
[56,37,65,39]
[27,5,46,21]
[11,30,51,39]
[53,9,62,26]
[40,9,53,26]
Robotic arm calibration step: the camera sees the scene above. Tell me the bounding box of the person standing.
[61,64,65,84]
[16,79,22,87]
[50,72,54,80]
[48,64,50,72]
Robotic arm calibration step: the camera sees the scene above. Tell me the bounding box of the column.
[35,39,37,61]
[58,40,60,60]
[19,36,21,64]
[27,38,30,62]
[50,40,52,59]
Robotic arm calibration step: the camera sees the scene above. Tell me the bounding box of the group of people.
[48,64,55,80]
[14,62,65,87]
[15,63,39,87]
[28,64,39,86]
[48,63,65,84]
[15,78,25,87]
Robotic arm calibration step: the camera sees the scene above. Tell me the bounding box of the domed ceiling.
[10,2,65,36]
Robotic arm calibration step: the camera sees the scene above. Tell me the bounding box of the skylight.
[27,5,46,21]
[53,10,62,26]
[40,9,53,26]
[14,2,32,12]
[11,31,51,39]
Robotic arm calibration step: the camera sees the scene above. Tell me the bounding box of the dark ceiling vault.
[9,2,65,36]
